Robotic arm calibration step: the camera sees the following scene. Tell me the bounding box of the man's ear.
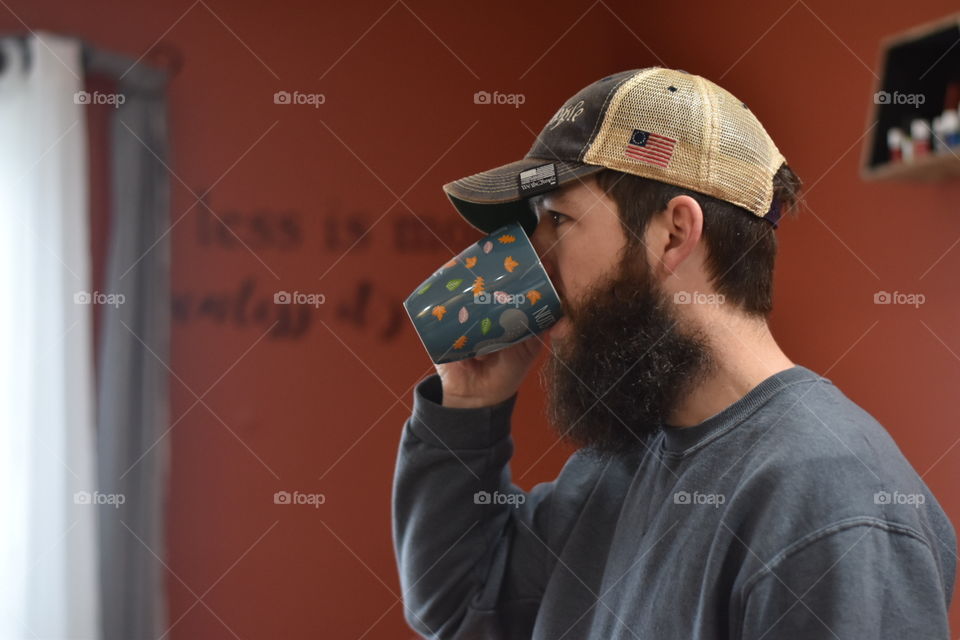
[648,195,703,277]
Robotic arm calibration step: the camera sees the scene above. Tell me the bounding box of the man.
[392,67,956,639]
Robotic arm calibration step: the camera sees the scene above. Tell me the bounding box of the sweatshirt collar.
[659,364,826,456]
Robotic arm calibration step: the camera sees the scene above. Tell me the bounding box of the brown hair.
[593,164,802,317]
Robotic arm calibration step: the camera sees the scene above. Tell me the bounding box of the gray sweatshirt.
[392,364,956,639]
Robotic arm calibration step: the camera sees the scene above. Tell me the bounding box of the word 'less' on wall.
[193,189,484,254]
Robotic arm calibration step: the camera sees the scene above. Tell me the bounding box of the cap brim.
[442,158,605,236]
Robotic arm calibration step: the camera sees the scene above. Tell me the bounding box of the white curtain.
[0,31,102,639]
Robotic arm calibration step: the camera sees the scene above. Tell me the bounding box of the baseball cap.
[442,67,789,236]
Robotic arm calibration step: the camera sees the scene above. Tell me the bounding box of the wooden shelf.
[861,13,960,181]
[865,151,960,181]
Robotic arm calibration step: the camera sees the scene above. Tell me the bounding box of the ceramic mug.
[403,220,564,364]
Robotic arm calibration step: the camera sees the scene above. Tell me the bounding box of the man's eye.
[549,211,568,226]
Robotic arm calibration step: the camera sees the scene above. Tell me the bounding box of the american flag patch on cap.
[518,163,558,196]
[625,129,676,168]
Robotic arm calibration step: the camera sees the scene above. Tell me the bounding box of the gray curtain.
[84,44,171,640]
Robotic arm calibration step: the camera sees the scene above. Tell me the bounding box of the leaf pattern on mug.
[472,276,485,294]
[480,317,492,335]
[498,234,516,244]
[432,305,446,321]
[445,278,463,291]
[453,335,468,350]
[458,306,468,323]
[527,290,542,305]
[482,241,493,254]
[504,256,519,273]
[464,256,478,268]
[416,282,432,295]
[443,257,458,268]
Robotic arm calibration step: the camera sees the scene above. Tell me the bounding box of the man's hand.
[436,337,544,408]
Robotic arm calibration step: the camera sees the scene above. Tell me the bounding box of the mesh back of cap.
[583,68,785,218]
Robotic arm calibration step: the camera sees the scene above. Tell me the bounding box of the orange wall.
[5,0,958,636]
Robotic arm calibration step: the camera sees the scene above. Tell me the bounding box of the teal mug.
[403,220,565,364]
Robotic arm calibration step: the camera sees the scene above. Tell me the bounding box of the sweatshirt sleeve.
[737,520,953,640]
[391,372,588,640]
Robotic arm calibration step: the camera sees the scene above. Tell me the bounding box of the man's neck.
[666,320,794,428]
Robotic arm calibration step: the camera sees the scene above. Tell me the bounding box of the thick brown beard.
[539,247,716,461]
